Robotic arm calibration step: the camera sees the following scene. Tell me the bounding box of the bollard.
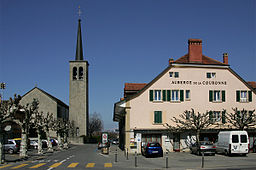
[135,151,138,167]
[165,150,168,168]
[115,147,117,162]
[201,151,204,168]
[126,148,129,160]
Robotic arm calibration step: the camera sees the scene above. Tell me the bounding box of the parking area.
[109,145,256,169]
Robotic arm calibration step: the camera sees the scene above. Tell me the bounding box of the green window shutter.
[167,90,171,101]
[248,91,252,102]
[180,90,184,102]
[209,111,213,121]
[236,90,240,102]
[159,111,162,123]
[154,111,158,123]
[150,90,154,101]
[222,110,226,124]
[209,90,213,102]
[154,111,162,124]
[162,90,166,101]
[222,91,226,102]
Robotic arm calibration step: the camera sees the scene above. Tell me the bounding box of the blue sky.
[1,0,255,130]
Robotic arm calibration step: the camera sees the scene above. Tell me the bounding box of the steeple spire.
[75,18,84,61]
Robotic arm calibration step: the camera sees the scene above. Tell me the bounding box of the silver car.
[4,139,20,154]
[190,141,216,156]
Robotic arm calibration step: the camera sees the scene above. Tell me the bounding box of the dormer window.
[79,67,84,80]
[73,67,77,80]
[206,72,216,78]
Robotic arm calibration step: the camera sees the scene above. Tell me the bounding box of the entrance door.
[173,133,180,152]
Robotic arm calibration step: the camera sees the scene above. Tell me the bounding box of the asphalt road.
[1,144,256,170]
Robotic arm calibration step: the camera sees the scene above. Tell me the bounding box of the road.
[1,144,256,169]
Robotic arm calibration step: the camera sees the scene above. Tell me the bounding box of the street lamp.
[0,83,6,104]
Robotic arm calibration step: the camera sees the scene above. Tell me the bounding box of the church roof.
[75,19,84,61]
[22,87,69,109]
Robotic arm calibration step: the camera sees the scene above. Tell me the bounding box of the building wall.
[69,61,89,137]
[20,88,58,137]
[125,65,256,152]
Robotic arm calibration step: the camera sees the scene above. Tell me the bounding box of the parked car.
[215,131,249,156]
[4,139,21,154]
[142,142,163,157]
[42,140,48,148]
[190,141,216,156]
[50,139,58,146]
[112,139,119,145]
[29,140,38,149]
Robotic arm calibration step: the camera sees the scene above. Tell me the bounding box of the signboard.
[102,133,108,144]
[136,133,141,142]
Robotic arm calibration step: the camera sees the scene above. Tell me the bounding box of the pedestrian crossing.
[0,162,114,169]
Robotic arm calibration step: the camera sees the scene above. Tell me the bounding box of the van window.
[241,135,247,143]
[232,135,239,143]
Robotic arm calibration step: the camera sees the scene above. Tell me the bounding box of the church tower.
[69,18,89,138]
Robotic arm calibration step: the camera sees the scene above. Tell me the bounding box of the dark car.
[190,141,216,156]
[142,142,163,157]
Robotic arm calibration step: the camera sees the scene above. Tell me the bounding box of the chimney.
[223,53,228,64]
[169,58,174,65]
[188,39,202,63]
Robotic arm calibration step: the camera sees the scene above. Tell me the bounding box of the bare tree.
[33,111,44,154]
[166,109,212,143]
[226,108,256,130]
[88,112,103,137]
[0,95,21,163]
[43,113,54,152]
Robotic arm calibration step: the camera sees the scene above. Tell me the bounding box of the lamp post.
[0,83,6,103]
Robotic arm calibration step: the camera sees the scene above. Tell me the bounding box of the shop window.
[79,67,84,80]
[73,67,77,80]
[154,111,162,124]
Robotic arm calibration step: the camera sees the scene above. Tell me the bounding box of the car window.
[232,135,239,143]
[240,135,247,143]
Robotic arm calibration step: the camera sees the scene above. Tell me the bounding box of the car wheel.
[196,150,200,155]
[224,150,229,156]
[7,148,14,154]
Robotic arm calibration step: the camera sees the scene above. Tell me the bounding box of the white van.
[215,131,249,156]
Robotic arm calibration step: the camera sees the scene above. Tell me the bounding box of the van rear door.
[239,134,248,153]
[231,135,240,154]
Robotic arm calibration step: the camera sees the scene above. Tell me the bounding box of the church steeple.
[75,19,84,61]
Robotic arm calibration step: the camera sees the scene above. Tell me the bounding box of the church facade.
[113,39,256,153]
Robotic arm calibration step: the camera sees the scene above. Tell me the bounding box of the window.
[79,67,84,80]
[154,111,162,124]
[171,90,179,101]
[154,90,161,101]
[241,135,247,143]
[236,90,252,102]
[209,90,225,102]
[214,91,221,102]
[185,90,190,100]
[169,72,179,78]
[209,111,223,122]
[73,67,77,80]
[206,72,216,78]
[232,135,239,143]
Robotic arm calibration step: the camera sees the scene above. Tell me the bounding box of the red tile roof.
[124,83,147,91]
[175,54,227,65]
[247,81,256,89]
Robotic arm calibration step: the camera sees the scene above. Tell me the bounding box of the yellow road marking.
[29,163,46,168]
[68,163,79,168]
[86,163,95,168]
[104,163,112,168]
[49,163,62,168]
[0,164,12,169]
[11,164,28,169]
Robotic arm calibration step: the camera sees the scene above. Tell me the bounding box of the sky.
[1,0,255,130]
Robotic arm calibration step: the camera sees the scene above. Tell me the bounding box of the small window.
[241,135,247,143]
[206,72,216,78]
[232,135,239,143]
[169,72,173,77]
[240,91,247,102]
[185,90,190,100]
[154,90,161,101]
[73,67,77,80]
[214,91,221,102]
[154,111,162,124]
[169,72,179,78]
